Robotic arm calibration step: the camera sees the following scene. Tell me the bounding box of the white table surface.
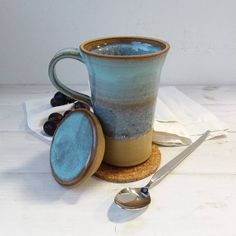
[0,85,235,236]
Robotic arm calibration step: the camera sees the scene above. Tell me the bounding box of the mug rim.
[80,36,170,59]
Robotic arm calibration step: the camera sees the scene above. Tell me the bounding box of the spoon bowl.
[115,187,151,210]
[114,131,210,210]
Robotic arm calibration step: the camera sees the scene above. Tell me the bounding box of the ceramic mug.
[48,36,169,167]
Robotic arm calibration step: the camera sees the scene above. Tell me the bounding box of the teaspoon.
[114,130,210,210]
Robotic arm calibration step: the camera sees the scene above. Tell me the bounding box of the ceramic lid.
[50,109,105,186]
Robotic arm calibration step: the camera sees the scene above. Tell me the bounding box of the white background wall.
[0,0,236,85]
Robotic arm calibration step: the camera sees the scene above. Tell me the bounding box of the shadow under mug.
[48,36,170,167]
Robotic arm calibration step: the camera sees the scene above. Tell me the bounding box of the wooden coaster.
[94,144,161,183]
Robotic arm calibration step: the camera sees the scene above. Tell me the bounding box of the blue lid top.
[50,109,105,186]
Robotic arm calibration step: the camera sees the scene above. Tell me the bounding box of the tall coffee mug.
[48,36,169,167]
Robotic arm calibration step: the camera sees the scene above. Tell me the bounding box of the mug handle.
[48,48,92,106]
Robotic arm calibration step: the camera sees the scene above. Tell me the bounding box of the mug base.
[103,129,153,167]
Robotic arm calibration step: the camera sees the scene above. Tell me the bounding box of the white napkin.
[25,86,228,146]
[153,87,227,146]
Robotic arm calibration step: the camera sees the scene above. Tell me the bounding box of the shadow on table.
[2,150,94,205]
[107,202,148,223]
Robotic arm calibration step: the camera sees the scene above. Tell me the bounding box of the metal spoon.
[114,130,210,210]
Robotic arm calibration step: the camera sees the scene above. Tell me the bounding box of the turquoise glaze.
[50,112,93,183]
[83,55,165,139]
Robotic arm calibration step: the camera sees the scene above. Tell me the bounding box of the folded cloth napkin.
[25,86,228,146]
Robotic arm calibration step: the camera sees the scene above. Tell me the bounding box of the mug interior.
[91,42,161,56]
[81,37,169,58]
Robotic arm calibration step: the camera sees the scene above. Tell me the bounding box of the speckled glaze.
[49,36,169,166]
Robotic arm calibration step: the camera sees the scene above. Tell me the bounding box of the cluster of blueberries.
[44,92,90,136]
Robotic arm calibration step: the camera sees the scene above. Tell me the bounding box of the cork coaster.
[94,144,161,183]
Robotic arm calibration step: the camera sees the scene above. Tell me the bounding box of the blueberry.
[67,96,76,103]
[43,120,58,136]
[63,110,73,117]
[48,112,63,123]
[54,92,68,105]
[74,101,90,110]
[50,98,58,107]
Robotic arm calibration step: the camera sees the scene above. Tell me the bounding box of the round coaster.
[94,144,161,183]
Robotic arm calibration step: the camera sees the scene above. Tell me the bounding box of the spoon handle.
[146,130,210,189]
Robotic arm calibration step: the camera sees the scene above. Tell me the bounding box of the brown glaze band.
[80,36,170,60]
[93,96,156,109]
